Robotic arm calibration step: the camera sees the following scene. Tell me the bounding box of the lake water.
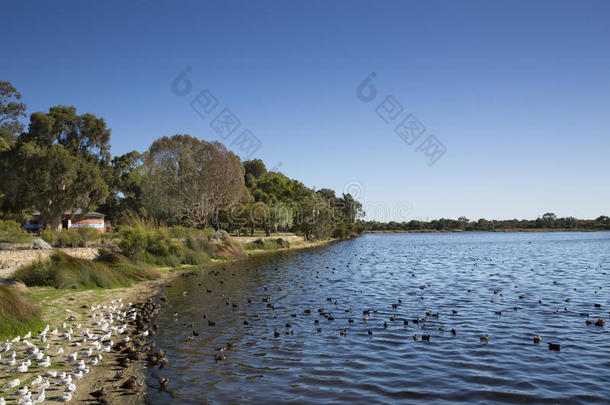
[145,232,610,404]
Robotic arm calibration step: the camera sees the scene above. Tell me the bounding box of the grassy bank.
[0,285,45,340]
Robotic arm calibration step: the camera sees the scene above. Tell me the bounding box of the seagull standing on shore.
[32,389,45,404]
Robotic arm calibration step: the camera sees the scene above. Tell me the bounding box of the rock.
[0,278,27,292]
[31,239,52,250]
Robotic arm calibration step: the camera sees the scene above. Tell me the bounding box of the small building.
[24,210,107,233]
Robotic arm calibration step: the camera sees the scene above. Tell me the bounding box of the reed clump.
[13,250,159,289]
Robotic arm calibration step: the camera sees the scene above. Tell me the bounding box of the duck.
[89,388,108,399]
[533,335,542,344]
[480,334,489,343]
[548,342,560,351]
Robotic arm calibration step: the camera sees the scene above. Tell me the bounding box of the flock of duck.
[0,298,148,404]
[167,255,608,371]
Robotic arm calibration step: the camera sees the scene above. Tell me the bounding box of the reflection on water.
[145,232,610,404]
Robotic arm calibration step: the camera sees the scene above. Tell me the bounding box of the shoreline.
[365,229,609,234]
[0,237,342,404]
[78,237,341,403]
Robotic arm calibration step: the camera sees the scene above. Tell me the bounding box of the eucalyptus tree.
[141,135,244,228]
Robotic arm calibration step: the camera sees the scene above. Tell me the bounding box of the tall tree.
[0,81,27,151]
[141,135,245,228]
[1,143,108,227]
[0,106,111,227]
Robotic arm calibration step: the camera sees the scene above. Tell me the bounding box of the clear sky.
[2,0,609,221]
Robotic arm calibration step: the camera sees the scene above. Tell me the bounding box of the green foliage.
[0,81,27,150]
[210,229,230,241]
[245,238,290,251]
[140,135,245,228]
[13,251,159,289]
[186,237,213,256]
[0,286,44,340]
[41,229,60,246]
[77,226,101,246]
[118,226,151,260]
[363,214,610,232]
[119,225,220,267]
[58,229,81,247]
[101,230,119,244]
[40,228,85,248]
[183,249,210,265]
[0,219,30,243]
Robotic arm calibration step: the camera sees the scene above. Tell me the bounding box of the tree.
[23,105,110,163]
[0,106,111,227]
[0,143,108,227]
[0,81,27,151]
[243,159,267,179]
[542,212,557,221]
[141,135,245,228]
[99,151,145,220]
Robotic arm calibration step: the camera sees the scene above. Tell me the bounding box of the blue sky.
[2,0,609,221]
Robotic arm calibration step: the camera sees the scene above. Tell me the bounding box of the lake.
[145,232,610,404]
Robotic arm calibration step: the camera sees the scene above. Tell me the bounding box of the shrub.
[210,229,229,242]
[58,229,81,247]
[118,226,150,260]
[77,226,101,246]
[0,219,30,243]
[41,229,60,246]
[245,238,290,251]
[101,231,119,244]
[119,226,185,266]
[0,286,43,340]
[95,249,159,281]
[211,237,245,258]
[183,249,210,265]
[14,251,159,289]
[332,225,349,239]
[186,237,213,256]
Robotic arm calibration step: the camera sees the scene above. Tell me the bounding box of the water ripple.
[146,232,610,404]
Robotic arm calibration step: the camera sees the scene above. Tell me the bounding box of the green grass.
[13,250,159,289]
[0,286,45,340]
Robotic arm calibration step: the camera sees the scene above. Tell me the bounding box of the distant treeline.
[363,213,610,232]
[0,80,364,240]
